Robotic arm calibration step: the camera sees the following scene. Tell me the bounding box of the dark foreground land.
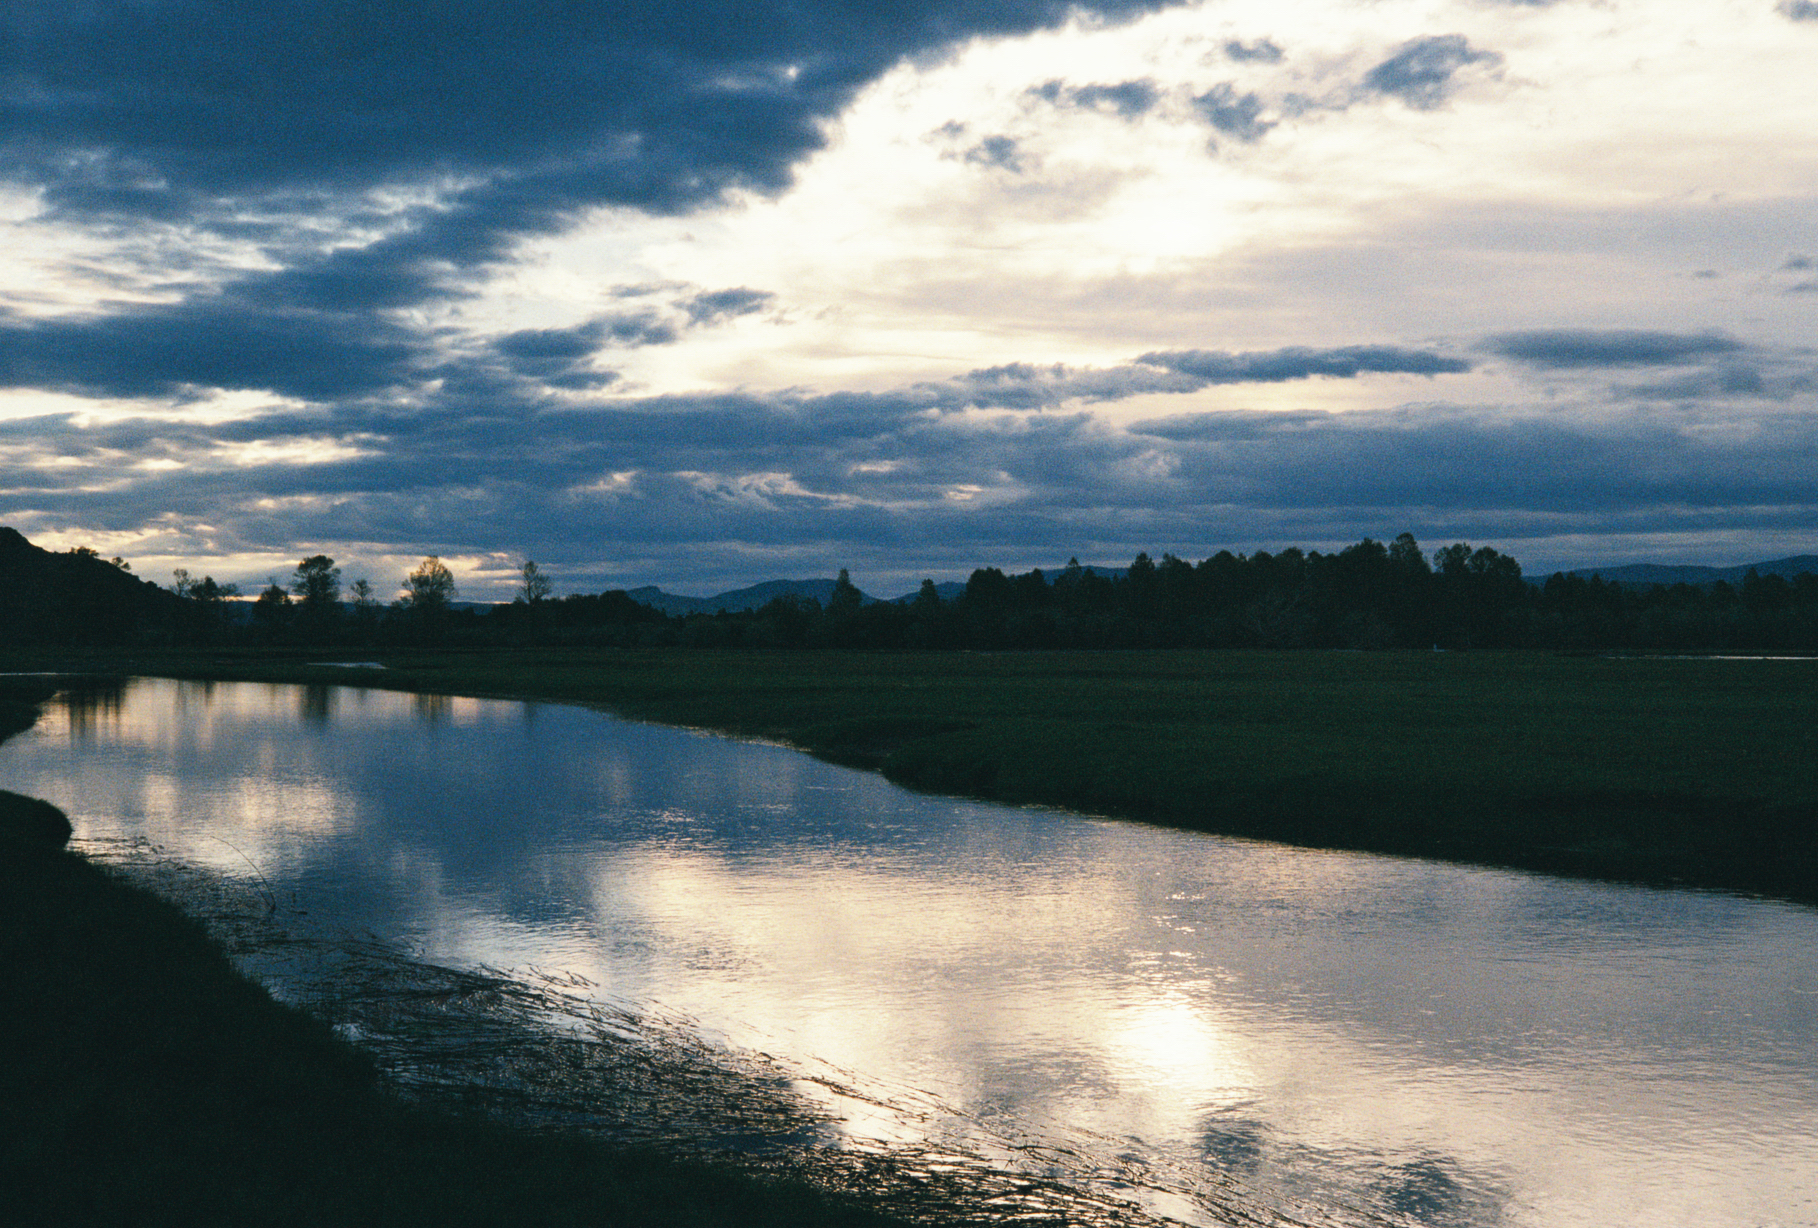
[0,780,908,1228]
[11,645,1818,904]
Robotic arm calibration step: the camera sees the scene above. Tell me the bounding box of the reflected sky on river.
[5,678,1816,1227]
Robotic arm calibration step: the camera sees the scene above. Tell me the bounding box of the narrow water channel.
[4,678,1815,1227]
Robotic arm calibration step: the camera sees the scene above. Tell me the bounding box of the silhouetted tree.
[518,559,552,604]
[394,556,457,643]
[1388,532,1426,573]
[168,568,239,642]
[289,555,341,641]
[291,555,341,607]
[1431,543,1524,647]
[192,576,238,602]
[341,578,378,642]
[251,581,291,641]
[751,593,816,647]
[401,556,456,611]
[829,568,862,614]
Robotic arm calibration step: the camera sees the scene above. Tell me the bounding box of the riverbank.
[0,712,911,1225]
[8,646,1816,904]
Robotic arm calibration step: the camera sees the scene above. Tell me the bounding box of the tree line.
[152,533,1818,652]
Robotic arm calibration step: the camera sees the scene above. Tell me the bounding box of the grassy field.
[11,645,1817,903]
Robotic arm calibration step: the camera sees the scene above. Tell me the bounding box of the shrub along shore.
[8,646,1817,904]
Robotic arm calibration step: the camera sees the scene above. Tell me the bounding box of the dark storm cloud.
[4,0,1185,305]
[0,301,423,399]
[489,321,628,389]
[0,272,776,404]
[0,275,774,404]
[492,311,680,365]
[1618,365,1775,401]
[1780,1,1818,20]
[1029,79,1164,118]
[598,314,683,347]
[1362,35,1502,110]
[1139,346,1473,382]
[683,288,774,325]
[1485,329,1745,369]
[1190,84,1274,142]
[494,326,613,364]
[868,344,1470,411]
[1124,408,1818,515]
[0,338,1475,501]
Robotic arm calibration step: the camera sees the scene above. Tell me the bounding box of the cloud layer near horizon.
[3,0,1816,595]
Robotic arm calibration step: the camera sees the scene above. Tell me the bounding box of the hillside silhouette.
[0,528,188,646]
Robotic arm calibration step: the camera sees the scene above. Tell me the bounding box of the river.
[3,677,1815,1227]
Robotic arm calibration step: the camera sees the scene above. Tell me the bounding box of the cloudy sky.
[4,0,1817,599]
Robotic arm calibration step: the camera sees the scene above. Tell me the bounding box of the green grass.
[14,645,1816,903]
[0,790,911,1228]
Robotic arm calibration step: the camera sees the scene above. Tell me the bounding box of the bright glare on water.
[4,678,1816,1227]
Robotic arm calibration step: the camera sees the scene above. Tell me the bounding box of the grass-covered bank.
[0,756,908,1221]
[13,646,1818,905]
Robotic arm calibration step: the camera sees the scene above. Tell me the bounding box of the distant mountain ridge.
[624,565,1132,613]
[625,578,850,616]
[1565,555,1818,586]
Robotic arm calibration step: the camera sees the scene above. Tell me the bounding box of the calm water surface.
[4,678,1815,1227]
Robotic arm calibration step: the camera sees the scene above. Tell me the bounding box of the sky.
[4,0,1817,600]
